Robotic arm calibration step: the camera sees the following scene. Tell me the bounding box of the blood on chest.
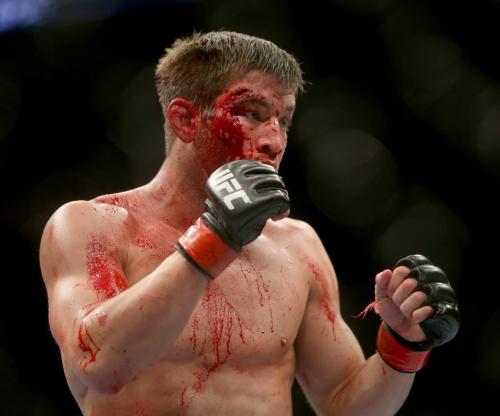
[115,212,309,371]
[164,251,308,370]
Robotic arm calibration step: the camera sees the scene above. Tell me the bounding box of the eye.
[279,118,292,130]
[244,110,261,120]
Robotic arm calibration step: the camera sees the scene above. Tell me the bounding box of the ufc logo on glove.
[212,168,251,210]
[177,160,290,278]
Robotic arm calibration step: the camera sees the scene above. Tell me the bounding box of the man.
[39,31,459,415]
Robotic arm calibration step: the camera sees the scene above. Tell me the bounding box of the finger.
[271,208,290,221]
[374,297,405,323]
[412,305,434,323]
[391,278,418,306]
[387,266,411,297]
[254,175,286,192]
[399,291,428,318]
[375,270,392,300]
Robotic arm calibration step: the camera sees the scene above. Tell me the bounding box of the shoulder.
[42,198,129,242]
[39,198,129,282]
[264,216,323,249]
[263,217,333,269]
[265,216,338,281]
[265,216,316,235]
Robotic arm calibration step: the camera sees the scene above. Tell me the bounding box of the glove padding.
[391,254,460,350]
[202,160,290,251]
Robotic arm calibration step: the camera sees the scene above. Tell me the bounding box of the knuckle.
[394,254,432,269]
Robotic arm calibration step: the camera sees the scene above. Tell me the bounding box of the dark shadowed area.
[1,0,499,414]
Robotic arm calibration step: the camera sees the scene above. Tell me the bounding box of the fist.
[202,160,290,250]
[375,254,460,349]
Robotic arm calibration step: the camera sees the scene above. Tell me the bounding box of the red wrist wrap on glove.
[377,323,431,373]
[177,218,239,279]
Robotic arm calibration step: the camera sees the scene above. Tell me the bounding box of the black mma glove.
[377,254,460,372]
[203,160,290,250]
[176,160,290,279]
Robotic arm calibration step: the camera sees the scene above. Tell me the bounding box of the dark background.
[1,0,500,414]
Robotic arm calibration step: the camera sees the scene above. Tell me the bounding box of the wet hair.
[155,31,305,153]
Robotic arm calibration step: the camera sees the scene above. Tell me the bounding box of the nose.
[255,118,286,158]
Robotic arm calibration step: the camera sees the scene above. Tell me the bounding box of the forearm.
[326,252,460,415]
[71,252,207,393]
[327,353,415,416]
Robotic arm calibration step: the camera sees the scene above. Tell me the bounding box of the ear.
[166,98,201,143]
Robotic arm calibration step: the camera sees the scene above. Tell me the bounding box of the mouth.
[256,159,278,169]
[230,156,278,170]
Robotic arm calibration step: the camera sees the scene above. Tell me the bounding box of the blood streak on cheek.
[86,236,129,301]
[210,90,256,161]
[210,110,247,160]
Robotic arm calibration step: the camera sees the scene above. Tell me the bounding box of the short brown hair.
[155,31,305,153]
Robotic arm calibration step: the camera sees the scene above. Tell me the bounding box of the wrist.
[176,217,239,279]
[376,322,432,373]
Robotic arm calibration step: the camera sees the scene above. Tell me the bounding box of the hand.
[176,160,290,279]
[375,254,460,349]
[202,160,290,250]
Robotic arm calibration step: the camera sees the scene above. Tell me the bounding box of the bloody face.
[209,88,256,162]
[197,71,296,173]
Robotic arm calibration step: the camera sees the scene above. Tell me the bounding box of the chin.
[254,158,279,170]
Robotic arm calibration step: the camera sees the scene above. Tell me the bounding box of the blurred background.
[1,0,499,414]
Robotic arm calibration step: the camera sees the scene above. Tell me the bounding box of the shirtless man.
[39,31,459,416]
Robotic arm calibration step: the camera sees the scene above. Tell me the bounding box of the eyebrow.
[235,97,270,108]
[234,97,296,114]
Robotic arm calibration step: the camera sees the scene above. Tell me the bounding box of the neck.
[140,143,208,232]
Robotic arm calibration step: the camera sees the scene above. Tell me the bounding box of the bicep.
[40,202,128,349]
[295,303,365,413]
[47,274,99,349]
[294,236,365,414]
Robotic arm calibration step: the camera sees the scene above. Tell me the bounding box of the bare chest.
[170,252,308,368]
[123,226,310,369]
